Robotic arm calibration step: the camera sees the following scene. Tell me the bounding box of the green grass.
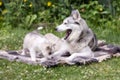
[0,58,120,80]
[0,22,120,80]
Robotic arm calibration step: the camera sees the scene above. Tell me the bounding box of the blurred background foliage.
[0,0,120,29]
[0,0,120,50]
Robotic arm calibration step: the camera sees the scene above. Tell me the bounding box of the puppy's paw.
[40,60,58,68]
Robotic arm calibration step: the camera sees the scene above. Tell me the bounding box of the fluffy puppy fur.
[21,29,53,61]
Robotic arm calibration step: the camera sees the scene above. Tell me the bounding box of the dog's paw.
[72,57,87,65]
[85,58,98,65]
[90,58,99,63]
[72,57,99,65]
[40,60,58,68]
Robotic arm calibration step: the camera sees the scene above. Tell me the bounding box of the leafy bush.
[0,0,119,50]
[0,0,119,29]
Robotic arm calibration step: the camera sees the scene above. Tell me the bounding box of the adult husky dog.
[41,10,119,67]
[55,10,97,51]
[52,10,98,64]
[42,10,98,65]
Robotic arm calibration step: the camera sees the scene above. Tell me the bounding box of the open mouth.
[64,29,72,40]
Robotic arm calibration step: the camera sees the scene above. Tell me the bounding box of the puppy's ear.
[71,10,81,20]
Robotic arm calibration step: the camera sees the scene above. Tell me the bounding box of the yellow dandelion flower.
[23,0,27,3]
[2,9,8,15]
[47,1,52,7]
[0,1,2,6]
[29,3,32,7]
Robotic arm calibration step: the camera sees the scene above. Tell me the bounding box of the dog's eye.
[75,22,80,25]
[64,22,67,24]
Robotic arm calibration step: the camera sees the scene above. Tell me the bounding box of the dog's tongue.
[64,29,72,40]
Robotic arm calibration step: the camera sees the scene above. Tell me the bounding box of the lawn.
[0,58,120,80]
[0,23,120,80]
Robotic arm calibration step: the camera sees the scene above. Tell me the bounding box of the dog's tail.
[32,26,43,33]
[37,26,43,30]
[35,26,43,32]
[37,26,43,31]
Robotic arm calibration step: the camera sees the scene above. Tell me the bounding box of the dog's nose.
[49,52,52,55]
[54,28,57,31]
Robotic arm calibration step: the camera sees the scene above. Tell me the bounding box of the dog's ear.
[71,10,81,20]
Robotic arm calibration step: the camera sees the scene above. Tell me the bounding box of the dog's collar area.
[64,29,72,40]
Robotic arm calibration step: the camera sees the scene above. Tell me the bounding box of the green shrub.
[1,0,119,29]
[0,0,120,50]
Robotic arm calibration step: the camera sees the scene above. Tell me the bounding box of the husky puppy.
[21,27,53,61]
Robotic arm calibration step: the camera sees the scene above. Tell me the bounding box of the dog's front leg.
[29,49,36,61]
[59,47,94,65]
[21,49,26,55]
[57,53,88,65]
[59,53,93,65]
[93,51,111,62]
[63,53,86,65]
[50,50,66,59]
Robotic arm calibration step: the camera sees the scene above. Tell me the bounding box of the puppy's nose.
[54,28,57,31]
[49,52,52,55]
